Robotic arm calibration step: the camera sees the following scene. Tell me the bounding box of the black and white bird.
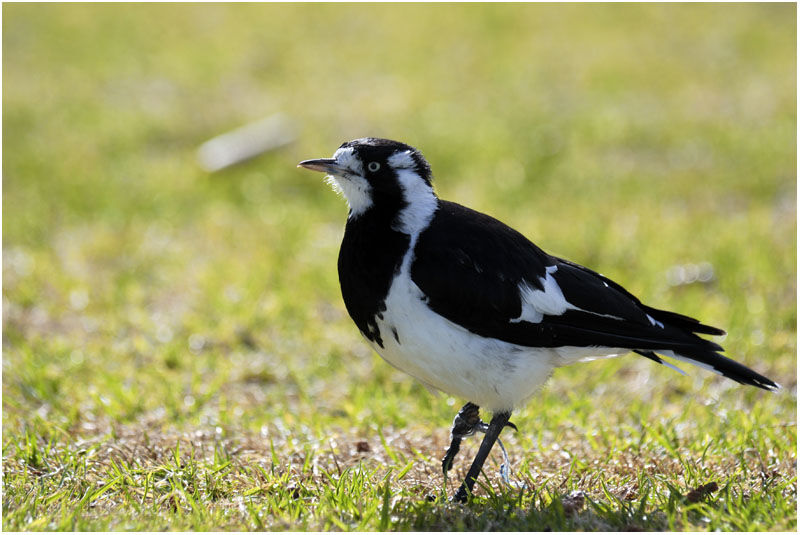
[298,138,778,503]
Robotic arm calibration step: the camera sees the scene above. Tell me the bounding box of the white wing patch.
[510,265,626,324]
[511,266,574,323]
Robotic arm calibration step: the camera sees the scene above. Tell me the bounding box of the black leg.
[452,410,512,503]
[441,402,481,476]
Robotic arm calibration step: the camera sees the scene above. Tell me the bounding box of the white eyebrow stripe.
[332,147,363,175]
[388,150,416,169]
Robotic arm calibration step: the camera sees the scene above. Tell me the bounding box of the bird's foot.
[442,402,480,475]
[441,403,519,476]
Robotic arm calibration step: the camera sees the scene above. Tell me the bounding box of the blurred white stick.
[197,113,296,172]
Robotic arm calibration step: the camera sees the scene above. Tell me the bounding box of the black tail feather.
[636,348,779,392]
[672,348,779,391]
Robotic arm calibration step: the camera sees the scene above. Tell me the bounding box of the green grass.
[3,3,796,531]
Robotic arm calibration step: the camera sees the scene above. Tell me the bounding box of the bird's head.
[299,138,435,222]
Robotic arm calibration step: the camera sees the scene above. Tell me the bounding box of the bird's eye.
[367,162,381,172]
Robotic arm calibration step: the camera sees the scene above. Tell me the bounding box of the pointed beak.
[297,158,343,175]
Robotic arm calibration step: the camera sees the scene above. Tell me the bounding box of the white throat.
[326,174,373,218]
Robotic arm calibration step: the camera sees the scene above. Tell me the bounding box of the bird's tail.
[635,348,779,392]
[635,304,779,391]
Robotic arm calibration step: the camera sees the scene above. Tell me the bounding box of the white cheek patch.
[325,146,373,217]
[392,169,437,235]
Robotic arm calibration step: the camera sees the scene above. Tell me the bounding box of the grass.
[2,3,796,531]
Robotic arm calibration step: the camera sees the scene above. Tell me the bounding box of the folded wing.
[410,201,777,391]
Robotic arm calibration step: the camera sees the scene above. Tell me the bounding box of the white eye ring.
[367,162,381,172]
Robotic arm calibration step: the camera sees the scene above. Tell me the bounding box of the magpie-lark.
[299,137,778,503]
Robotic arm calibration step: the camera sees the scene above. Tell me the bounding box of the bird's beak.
[297,158,344,175]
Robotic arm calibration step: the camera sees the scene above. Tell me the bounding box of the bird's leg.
[452,410,512,503]
[441,402,481,476]
[442,403,520,476]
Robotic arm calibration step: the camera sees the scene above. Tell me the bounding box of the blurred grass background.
[2,3,796,531]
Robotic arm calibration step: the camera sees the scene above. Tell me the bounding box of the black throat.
[337,206,411,349]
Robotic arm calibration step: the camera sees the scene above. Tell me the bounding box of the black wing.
[410,201,777,391]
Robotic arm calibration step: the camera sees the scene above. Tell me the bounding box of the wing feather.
[411,201,718,350]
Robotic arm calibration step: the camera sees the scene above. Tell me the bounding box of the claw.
[505,421,518,432]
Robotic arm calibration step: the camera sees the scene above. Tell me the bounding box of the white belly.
[367,270,561,412]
